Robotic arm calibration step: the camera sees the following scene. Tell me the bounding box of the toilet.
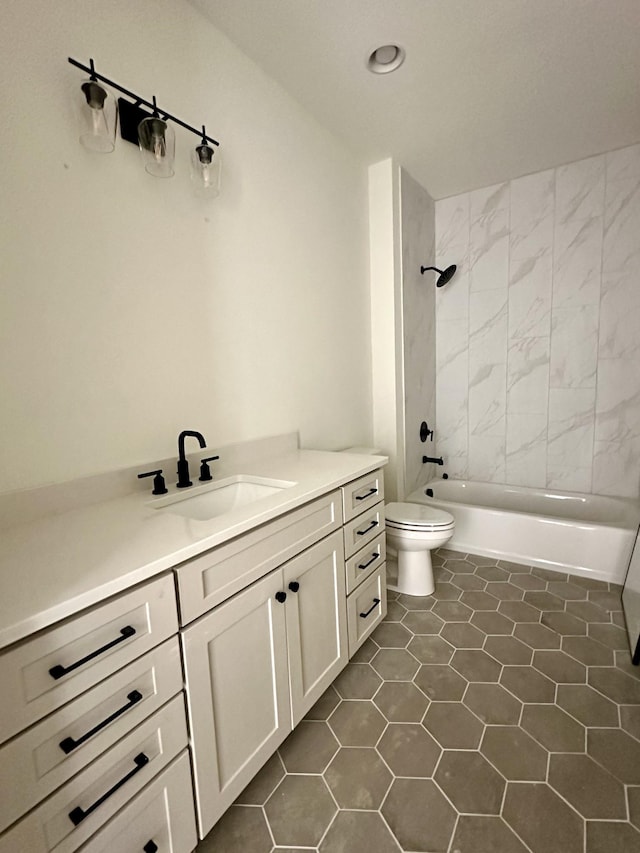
[385,502,455,596]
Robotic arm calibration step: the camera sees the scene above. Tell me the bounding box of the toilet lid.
[385,501,454,529]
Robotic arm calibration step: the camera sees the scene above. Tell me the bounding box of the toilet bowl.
[385,502,455,596]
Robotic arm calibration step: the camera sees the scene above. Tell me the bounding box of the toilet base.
[386,549,435,597]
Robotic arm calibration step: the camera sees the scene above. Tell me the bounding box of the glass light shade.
[77,80,117,153]
[138,116,175,178]
[190,143,221,197]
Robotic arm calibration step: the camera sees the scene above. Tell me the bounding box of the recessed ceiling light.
[367,44,406,74]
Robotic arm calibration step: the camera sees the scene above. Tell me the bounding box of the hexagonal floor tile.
[349,637,378,663]
[531,567,568,582]
[586,821,640,853]
[549,753,626,818]
[510,573,547,591]
[372,621,413,648]
[414,664,468,700]
[541,611,588,635]
[562,636,614,666]
[382,778,457,853]
[432,600,474,621]
[520,704,585,752]
[304,685,341,720]
[501,664,556,702]
[588,589,623,612]
[513,622,561,649]
[265,775,337,848]
[396,593,435,611]
[629,787,640,831]
[481,726,547,780]
[452,573,487,591]
[476,565,510,582]
[532,650,587,683]
[447,558,477,574]
[502,782,584,853]
[401,609,444,634]
[235,752,285,805]
[451,649,502,682]
[423,702,484,748]
[374,681,429,722]
[461,590,500,610]
[385,599,408,621]
[371,648,420,680]
[198,805,272,853]
[450,815,530,853]
[523,591,565,611]
[556,684,619,727]
[588,623,628,650]
[407,634,455,664]
[484,635,533,665]
[323,747,392,809]
[588,667,640,704]
[485,582,524,601]
[499,600,541,622]
[441,622,486,648]
[332,663,382,699]
[588,729,640,784]
[431,581,463,601]
[329,700,387,746]
[621,705,640,740]
[566,600,610,622]
[318,811,400,853]
[377,722,441,777]
[279,720,339,772]
[463,682,522,725]
[471,610,515,635]
[547,581,588,600]
[435,750,505,814]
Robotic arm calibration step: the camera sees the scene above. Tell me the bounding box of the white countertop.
[0,448,387,650]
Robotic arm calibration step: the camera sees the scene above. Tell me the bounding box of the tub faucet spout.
[177,430,207,488]
[423,455,443,465]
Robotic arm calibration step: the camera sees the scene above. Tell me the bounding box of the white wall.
[0,0,372,492]
[435,144,640,497]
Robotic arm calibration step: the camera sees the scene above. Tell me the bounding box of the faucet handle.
[138,469,168,495]
[199,455,220,482]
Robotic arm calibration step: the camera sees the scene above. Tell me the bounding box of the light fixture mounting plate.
[118,98,154,145]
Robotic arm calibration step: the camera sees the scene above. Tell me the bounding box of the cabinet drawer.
[347,565,387,657]
[77,751,196,853]
[342,501,385,559]
[345,533,386,595]
[176,490,341,624]
[0,574,178,744]
[0,637,183,833]
[0,695,188,853]
[341,470,384,523]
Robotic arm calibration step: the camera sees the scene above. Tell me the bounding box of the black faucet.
[177,430,207,488]
[423,455,444,465]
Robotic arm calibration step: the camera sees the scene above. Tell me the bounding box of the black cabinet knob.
[275,591,287,603]
[288,581,300,593]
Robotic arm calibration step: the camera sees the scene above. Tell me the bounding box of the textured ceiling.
[191,0,640,198]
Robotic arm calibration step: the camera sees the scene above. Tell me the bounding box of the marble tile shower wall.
[434,143,640,497]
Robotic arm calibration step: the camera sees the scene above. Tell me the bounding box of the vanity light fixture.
[68,57,221,191]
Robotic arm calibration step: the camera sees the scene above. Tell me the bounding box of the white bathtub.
[406,479,640,584]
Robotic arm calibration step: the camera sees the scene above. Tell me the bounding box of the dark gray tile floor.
[196,548,640,853]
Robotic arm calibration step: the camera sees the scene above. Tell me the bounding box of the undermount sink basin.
[148,475,297,521]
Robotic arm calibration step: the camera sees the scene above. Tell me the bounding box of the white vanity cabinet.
[0,575,197,853]
[181,529,346,837]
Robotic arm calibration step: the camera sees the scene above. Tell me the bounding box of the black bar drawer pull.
[59,690,144,754]
[358,551,380,570]
[68,752,149,826]
[144,842,158,853]
[360,598,381,619]
[355,487,378,501]
[356,520,379,537]
[49,626,136,680]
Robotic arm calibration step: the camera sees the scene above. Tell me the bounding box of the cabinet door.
[283,531,347,726]
[181,568,291,839]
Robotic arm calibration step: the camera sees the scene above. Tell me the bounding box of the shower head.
[420,264,457,287]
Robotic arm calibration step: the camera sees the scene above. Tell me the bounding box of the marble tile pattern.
[435,143,640,496]
[400,169,437,496]
[196,549,640,853]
